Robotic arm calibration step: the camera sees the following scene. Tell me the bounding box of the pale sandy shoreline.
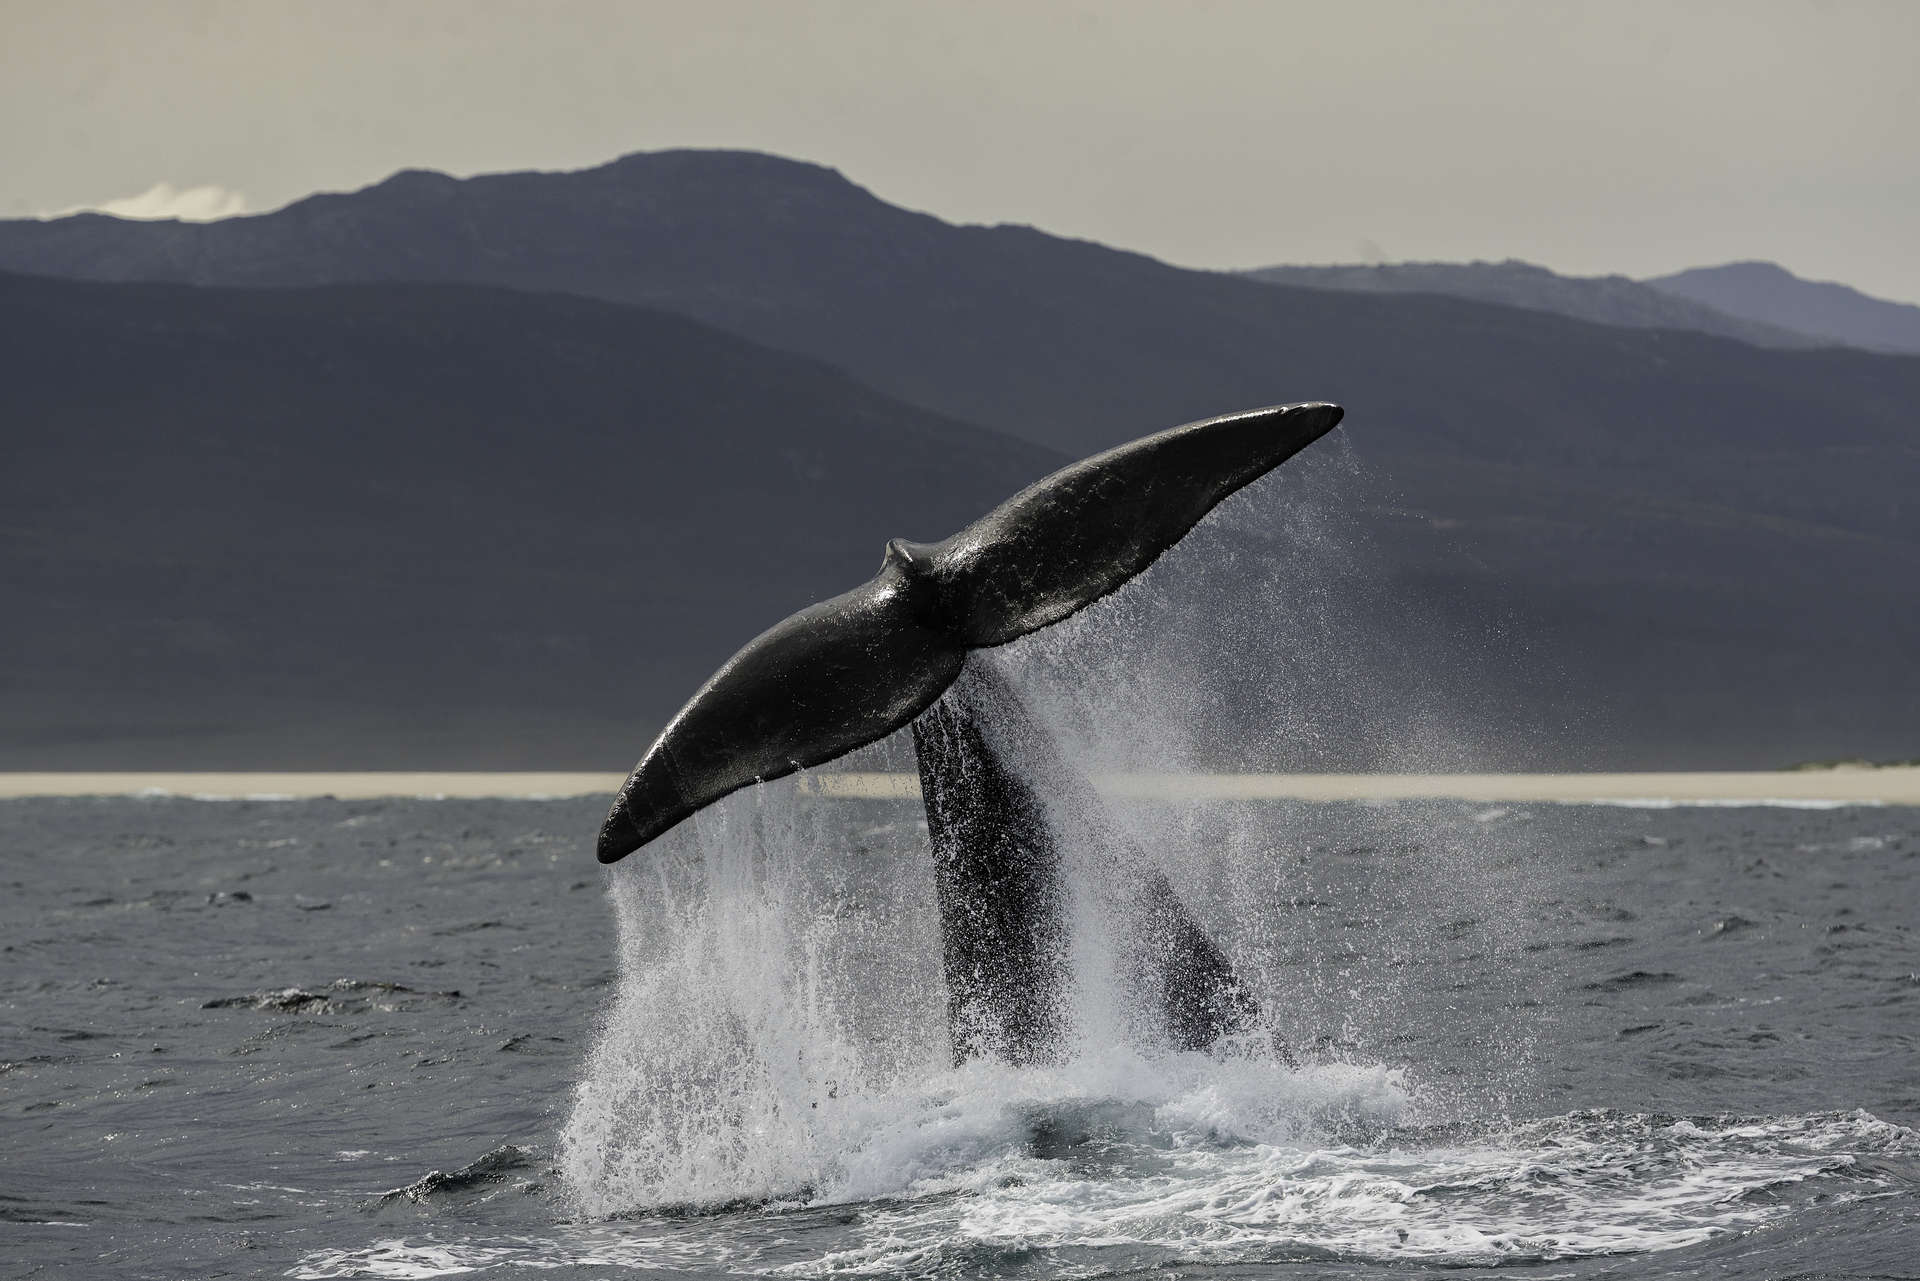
[2,769,1917,805]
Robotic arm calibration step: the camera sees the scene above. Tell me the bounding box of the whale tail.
[593,402,1338,1064]
[598,401,1342,863]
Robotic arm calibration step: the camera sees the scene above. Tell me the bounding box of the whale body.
[913,659,1261,1064]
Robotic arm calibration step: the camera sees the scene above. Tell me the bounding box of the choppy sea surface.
[4,792,1917,1280]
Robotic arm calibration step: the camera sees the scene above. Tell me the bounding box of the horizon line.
[1,769,1915,806]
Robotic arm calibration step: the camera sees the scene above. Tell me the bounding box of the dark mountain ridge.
[1240,259,1821,350]
[1645,260,1920,355]
[4,151,1917,768]
[1,149,1909,492]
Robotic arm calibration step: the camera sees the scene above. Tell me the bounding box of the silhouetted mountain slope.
[0,151,1903,476]
[1646,261,1920,355]
[4,152,1918,767]
[1242,260,1818,349]
[0,270,1060,768]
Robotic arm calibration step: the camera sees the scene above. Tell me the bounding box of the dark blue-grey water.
[3,789,1917,1280]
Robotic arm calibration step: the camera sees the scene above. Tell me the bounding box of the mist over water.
[559,744,946,1212]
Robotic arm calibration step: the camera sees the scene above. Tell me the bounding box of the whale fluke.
[598,401,1343,864]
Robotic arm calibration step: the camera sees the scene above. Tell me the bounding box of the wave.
[292,1105,1915,1277]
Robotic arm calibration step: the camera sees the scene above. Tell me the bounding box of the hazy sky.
[7,0,1917,302]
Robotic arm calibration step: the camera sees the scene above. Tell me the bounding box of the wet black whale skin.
[596,401,1343,864]
[912,661,1261,1065]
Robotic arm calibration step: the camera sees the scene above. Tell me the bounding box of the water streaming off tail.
[560,458,1542,1217]
[555,738,1427,1216]
[558,737,949,1212]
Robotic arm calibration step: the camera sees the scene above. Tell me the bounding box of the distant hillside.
[0,150,1908,468]
[1645,261,1920,355]
[3,151,1918,768]
[0,271,1059,768]
[1241,260,1817,349]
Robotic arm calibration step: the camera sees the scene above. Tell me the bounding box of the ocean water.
[3,789,1916,1279]
[6,458,1916,1278]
